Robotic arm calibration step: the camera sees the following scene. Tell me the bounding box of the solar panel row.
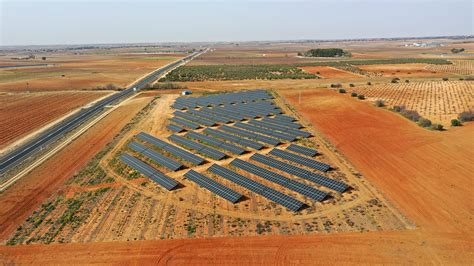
[250,153,348,193]
[169,134,226,160]
[186,131,246,155]
[234,122,297,142]
[128,141,183,171]
[286,144,318,157]
[167,124,185,133]
[248,120,311,138]
[175,90,273,108]
[169,117,200,130]
[262,117,302,129]
[187,109,230,124]
[120,153,179,190]
[220,125,280,146]
[270,149,330,172]
[136,132,205,165]
[174,111,216,127]
[208,164,304,212]
[230,159,328,201]
[184,170,243,203]
[203,128,264,150]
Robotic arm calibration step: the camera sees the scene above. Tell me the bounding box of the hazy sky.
[1,0,472,46]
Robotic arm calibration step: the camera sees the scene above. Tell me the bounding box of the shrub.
[330,83,342,88]
[393,105,405,112]
[458,110,474,122]
[349,83,355,87]
[374,99,384,107]
[442,77,449,81]
[405,80,410,83]
[417,118,432,128]
[431,124,444,131]
[351,92,358,97]
[357,94,365,100]
[367,81,372,85]
[391,78,400,83]
[401,109,421,122]
[451,119,462,127]
[144,82,188,90]
[338,88,346,93]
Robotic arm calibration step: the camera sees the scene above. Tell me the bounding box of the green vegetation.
[458,110,474,122]
[451,119,462,127]
[338,88,346,93]
[143,82,188,90]
[417,118,432,128]
[299,48,349,57]
[351,92,358,97]
[160,64,317,82]
[451,48,465,54]
[357,95,365,100]
[374,99,384,107]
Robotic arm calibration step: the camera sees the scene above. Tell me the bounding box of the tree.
[351,92,358,97]
[367,81,372,86]
[357,95,365,100]
[451,119,462,126]
[374,99,384,107]
[417,118,432,128]
[338,89,346,93]
[42,56,46,60]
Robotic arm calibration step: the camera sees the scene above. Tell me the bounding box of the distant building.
[181,90,192,96]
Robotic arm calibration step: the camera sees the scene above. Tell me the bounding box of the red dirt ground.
[357,63,447,77]
[0,95,153,242]
[0,89,472,264]
[0,91,109,148]
[299,66,362,78]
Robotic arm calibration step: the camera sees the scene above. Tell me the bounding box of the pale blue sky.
[1,0,472,46]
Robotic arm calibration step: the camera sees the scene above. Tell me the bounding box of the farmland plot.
[425,60,474,75]
[351,81,474,125]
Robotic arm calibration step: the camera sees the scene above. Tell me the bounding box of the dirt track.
[0,95,152,241]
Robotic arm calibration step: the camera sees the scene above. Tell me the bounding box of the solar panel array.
[203,128,264,150]
[208,164,304,212]
[220,125,280,146]
[269,149,330,172]
[120,153,179,190]
[174,110,216,127]
[136,132,205,165]
[262,117,302,129]
[186,131,246,155]
[169,134,226,160]
[286,144,318,157]
[174,89,273,108]
[234,122,296,142]
[184,170,243,203]
[128,141,183,171]
[250,153,348,193]
[230,159,328,201]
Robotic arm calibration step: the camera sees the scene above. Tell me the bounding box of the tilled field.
[349,81,474,125]
[0,91,110,148]
[425,60,474,75]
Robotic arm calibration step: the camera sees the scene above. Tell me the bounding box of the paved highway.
[0,50,205,176]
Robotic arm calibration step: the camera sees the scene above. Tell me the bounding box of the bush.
[357,95,365,100]
[391,78,400,83]
[458,110,474,122]
[330,83,342,88]
[400,109,421,122]
[338,89,346,93]
[393,105,405,112]
[442,77,449,81]
[144,82,188,90]
[367,81,372,85]
[405,80,410,83]
[374,99,384,107]
[349,83,355,87]
[451,119,462,126]
[351,92,358,97]
[431,124,444,131]
[417,118,432,128]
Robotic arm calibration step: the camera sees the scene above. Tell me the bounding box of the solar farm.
[117,90,351,212]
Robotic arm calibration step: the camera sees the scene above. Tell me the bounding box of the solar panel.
[203,128,264,150]
[187,109,229,124]
[186,131,246,155]
[136,132,204,165]
[169,117,200,129]
[230,159,328,201]
[269,148,329,172]
[286,144,317,157]
[184,170,243,203]
[272,115,295,122]
[174,111,216,127]
[220,125,280,146]
[167,124,185,133]
[207,164,304,212]
[262,117,302,129]
[234,122,297,142]
[120,153,179,190]
[248,120,311,138]
[128,141,183,171]
[169,134,226,160]
[250,153,348,192]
